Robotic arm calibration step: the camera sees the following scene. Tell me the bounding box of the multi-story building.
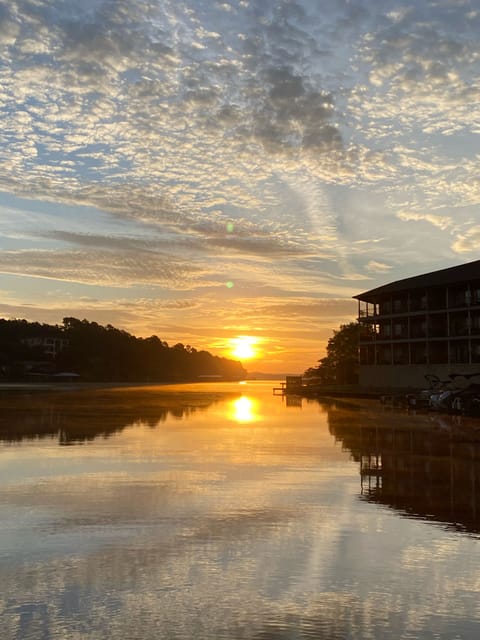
[354,259,480,388]
[21,336,69,358]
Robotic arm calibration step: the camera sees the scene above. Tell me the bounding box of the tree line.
[304,321,359,385]
[0,317,247,382]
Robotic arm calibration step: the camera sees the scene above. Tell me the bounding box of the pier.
[273,375,303,395]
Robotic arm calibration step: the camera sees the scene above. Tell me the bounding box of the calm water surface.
[1,381,480,639]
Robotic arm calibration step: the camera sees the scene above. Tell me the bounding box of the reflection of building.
[285,395,302,407]
[327,403,480,535]
[354,260,480,388]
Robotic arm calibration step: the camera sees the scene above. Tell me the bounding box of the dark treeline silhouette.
[0,317,247,382]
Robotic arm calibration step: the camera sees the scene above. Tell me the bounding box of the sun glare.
[231,396,257,423]
[230,335,258,360]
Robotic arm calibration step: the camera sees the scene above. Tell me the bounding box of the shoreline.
[0,379,257,393]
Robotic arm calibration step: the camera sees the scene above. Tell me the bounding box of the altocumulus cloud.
[452,226,480,254]
[0,0,479,371]
[1,2,477,253]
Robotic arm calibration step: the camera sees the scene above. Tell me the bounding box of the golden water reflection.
[1,384,480,640]
[230,396,257,423]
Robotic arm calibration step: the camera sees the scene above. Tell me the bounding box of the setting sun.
[230,335,259,361]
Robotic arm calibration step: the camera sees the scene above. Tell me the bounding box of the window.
[394,323,404,337]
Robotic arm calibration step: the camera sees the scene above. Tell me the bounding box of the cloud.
[45,230,166,253]
[0,249,200,288]
[345,0,480,220]
[0,0,476,200]
[396,211,453,230]
[0,0,350,208]
[236,296,357,325]
[452,226,480,254]
[0,5,20,47]
[43,217,308,261]
[367,260,392,273]
[0,0,472,259]
[246,64,342,156]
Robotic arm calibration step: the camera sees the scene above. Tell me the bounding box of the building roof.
[354,259,480,302]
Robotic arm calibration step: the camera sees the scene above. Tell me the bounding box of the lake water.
[1,381,480,639]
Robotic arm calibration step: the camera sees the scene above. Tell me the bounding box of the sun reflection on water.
[230,396,257,423]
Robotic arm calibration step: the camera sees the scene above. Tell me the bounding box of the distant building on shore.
[354,259,480,388]
[21,336,69,358]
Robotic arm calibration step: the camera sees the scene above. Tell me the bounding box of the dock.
[273,375,303,395]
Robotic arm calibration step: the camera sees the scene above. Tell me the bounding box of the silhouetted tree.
[305,322,359,385]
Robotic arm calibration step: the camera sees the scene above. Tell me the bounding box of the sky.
[0,0,479,373]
